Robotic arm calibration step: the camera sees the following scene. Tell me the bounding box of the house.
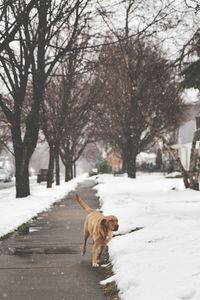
[175,90,200,170]
[0,154,14,177]
[107,149,157,173]
[106,149,123,173]
[136,152,157,170]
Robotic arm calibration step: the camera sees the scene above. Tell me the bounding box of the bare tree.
[89,0,189,178]
[0,0,93,197]
[58,69,97,181]
[180,27,200,89]
[41,36,97,184]
[183,0,199,13]
[60,115,96,181]
[161,136,190,188]
[94,38,183,178]
[98,0,188,43]
[40,80,59,188]
[161,128,200,191]
[0,0,38,53]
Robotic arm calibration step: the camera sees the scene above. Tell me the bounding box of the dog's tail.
[75,194,94,213]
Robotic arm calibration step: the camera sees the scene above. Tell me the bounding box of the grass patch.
[102,249,120,300]
[0,222,30,241]
[0,231,13,241]
[17,223,30,235]
[104,281,119,299]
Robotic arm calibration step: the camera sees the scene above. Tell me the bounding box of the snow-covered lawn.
[0,174,87,238]
[95,173,200,300]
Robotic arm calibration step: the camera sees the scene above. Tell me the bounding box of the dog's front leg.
[98,245,106,262]
[92,243,100,267]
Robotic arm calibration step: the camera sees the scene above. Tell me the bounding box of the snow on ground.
[0,174,87,238]
[1,172,200,300]
[95,173,200,300]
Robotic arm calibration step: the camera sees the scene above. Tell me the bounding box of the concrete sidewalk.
[0,180,109,300]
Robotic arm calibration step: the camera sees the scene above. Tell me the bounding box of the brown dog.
[75,194,119,267]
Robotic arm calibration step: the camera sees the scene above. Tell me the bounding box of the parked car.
[89,168,98,177]
[37,169,48,183]
[0,168,12,182]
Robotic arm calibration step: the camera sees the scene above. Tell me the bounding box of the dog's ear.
[101,218,108,228]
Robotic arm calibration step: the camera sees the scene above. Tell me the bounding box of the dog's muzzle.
[114,224,119,231]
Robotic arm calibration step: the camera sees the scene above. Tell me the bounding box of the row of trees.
[0,0,199,197]
[40,54,97,187]
[0,0,93,197]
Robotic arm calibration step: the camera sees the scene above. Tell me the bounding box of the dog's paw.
[92,262,100,267]
[81,247,86,256]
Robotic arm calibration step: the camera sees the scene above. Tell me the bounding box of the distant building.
[106,149,122,173]
[174,98,200,170]
[0,154,14,176]
[136,152,156,171]
[106,149,157,173]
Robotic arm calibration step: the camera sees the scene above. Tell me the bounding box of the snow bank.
[95,173,200,300]
[0,174,88,238]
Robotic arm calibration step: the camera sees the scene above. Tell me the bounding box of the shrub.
[96,160,112,173]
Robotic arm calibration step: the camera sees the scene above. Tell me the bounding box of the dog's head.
[101,215,119,232]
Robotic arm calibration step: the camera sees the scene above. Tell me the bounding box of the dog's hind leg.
[81,229,89,256]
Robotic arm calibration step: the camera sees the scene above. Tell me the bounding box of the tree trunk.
[73,162,76,178]
[55,146,60,185]
[125,140,137,178]
[121,150,127,173]
[122,160,127,173]
[12,127,32,198]
[15,152,30,198]
[162,137,190,189]
[126,153,137,178]
[189,130,200,190]
[47,145,54,188]
[71,163,74,178]
[156,148,162,171]
[65,160,73,182]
